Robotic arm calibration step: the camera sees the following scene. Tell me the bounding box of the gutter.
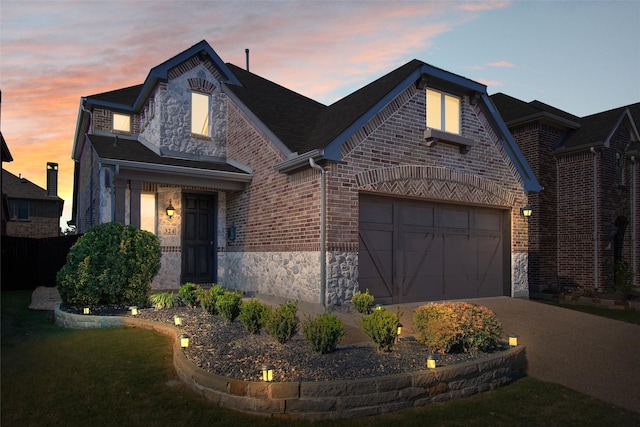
[274,149,325,174]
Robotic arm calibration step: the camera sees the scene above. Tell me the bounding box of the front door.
[182,193,217,284]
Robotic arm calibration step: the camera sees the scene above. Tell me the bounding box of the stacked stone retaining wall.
[54,305,527,419]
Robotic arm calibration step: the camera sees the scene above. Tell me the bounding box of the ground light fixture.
[261,364,275,382]
[166,200,175,218]
[426,354,439,369]
[508,333,519,347]
[174,316,182,326]
[179,333,190,349]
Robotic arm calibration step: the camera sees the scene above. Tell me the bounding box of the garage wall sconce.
[520,205,532,219]
[166,200,175,218]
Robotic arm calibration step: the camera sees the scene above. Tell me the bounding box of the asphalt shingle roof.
[2,169,62,201]
[88,135,248,174]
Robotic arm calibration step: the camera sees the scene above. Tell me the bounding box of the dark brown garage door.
[358,194,509,304]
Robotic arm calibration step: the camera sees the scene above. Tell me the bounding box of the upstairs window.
[426,89,460,134]
[113,113,131,132]
[191,92,210,136]
[9,200,29,220]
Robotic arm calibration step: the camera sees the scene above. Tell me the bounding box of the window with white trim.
[426,89,460,134]
[191,92,210,136]
[113,113,131,132]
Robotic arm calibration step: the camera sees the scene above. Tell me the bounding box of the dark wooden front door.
[359,194,508,304]
[182,194,217,284]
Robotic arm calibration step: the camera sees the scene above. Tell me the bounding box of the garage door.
[358,194,509,304]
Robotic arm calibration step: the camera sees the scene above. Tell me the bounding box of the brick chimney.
[46,162,58,197]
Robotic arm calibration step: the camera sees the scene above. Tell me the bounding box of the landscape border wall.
[54,304,527,420]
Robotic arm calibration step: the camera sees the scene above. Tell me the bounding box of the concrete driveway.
[388,297,640,414]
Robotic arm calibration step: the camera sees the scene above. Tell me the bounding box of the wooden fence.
[1,234,80,290]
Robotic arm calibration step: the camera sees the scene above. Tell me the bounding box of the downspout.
[631,156,638,288]
[590,147,599,290]
[309,158,326,308]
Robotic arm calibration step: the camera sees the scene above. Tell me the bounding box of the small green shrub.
[361,308,400,352]
[178,283,203,308]
[302,313,345,354]
[215,291,243,323]
[239,299,271,334]
[149,292,180,309]
[615,261,636,295]
[57,222,161,306]
[266,301,299,344]
[200,285,225,315]
[351,289,375,314]
[413,302,502,354]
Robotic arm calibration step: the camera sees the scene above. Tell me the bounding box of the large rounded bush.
[57,222,161,307]
[413,302,503,354]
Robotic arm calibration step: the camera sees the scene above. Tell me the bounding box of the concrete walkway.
[386,297,640,414]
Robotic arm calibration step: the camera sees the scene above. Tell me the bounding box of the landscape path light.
[508,333,519,347]
[426,354,439,369]
[179,333,190,349]
[261,364,274,382]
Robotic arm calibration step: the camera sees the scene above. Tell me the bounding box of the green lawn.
[2,291,639,426]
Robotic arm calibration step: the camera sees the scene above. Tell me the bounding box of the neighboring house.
[70,40,540,306]
[2,163,64,238]
[492,93,639,292]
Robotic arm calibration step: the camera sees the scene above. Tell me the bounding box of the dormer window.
[426,89,460,134]
[113,113,131,132]
[191,92,210,136]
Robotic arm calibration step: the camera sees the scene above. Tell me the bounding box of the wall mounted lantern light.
[166,200,175,218]
[520,205,532,219]
[261,364,275,382]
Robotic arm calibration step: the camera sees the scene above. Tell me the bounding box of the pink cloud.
[487,61,515,68]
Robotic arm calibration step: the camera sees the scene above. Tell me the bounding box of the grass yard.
[2,291,639,426]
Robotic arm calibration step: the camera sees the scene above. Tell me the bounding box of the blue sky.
[1,0,638,227]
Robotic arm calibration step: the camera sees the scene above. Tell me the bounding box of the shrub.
[266,301,299,344]
[351,289,375,314]
[361,308,400,352]
[215,291,243,323]
[615,261,636,296]
[239,299,271,334]
[57,222,161,306]
[150,292,180,309]
[413,302,503,354]
[178,282,203,308]
[302,313,345,354]
[200,285,225,315]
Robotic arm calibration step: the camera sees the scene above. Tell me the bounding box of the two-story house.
[492,93,639,293]
[70,40,540,306]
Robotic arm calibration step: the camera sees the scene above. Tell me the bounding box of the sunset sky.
[1,0,639,229]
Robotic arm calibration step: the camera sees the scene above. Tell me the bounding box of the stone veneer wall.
[222,251,358,305]
[53,305,527,420]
